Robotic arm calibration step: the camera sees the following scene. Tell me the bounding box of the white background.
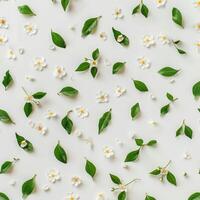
[0,0,200,199]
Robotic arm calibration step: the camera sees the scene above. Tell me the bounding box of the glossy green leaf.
[22,175,36,199]
[131,103,140,120]
[176,121,193,139]
[92,48,100,60]
[24,103,33,117]
[160,104,170,116]
[0,109,14,124]
[2,70,13,90]
[135,138,144,146]
[15,133,34,152]
[54,142,67,164]
[82,17,100,37]
[172,7,183,28]
[158,67,179,77]
[51,30,66,48]
[124,149,140,162]
[75,62,90,71]
[18,5,36,16]
[188,193,200,200]
[32,92,46,99]
[141,4,149,18]
[98,109,112,134]
[61,114,73,134]
[133,80,148,92]
[0,161,13,174]
[59,86,78,97]
[166,171,177,186]
[118,191,126,200]
[112,62,125,74]
[90,67,98,78]
[112,27,129,46]
[150,168,161,175]
[166,93,177,102]
[85,160,96,178]
[109,174,121,185]
[147,140,157,146]
[145,194,156,200]
[132,4,140,15]
[0,193,9,200]
[192,81,200,98]
[61,0,70,11]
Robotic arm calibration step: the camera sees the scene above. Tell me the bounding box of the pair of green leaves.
[82,17,101,37]
[51,30,66,48]
[172,7,184,28]
[0,161,13,174]
[0,109,14,124]
[188,193,200,200]
[160,93,178,116]
[75,48,100,78]
[0,193,10,200]
[18,5,36,16]
[192,81,200,98]
[22,175,36,199]
[176,120,193,139]
[125,138,157,162]
[59,86,78,97]
[61,0,70,11]
[172,40,186,55]
[131,103,140,120]
[54,142,67,164]
[158,67,180,77]
[61,112,73,134]
[24,92,46,117]
[98,109,112,134]
[145,195,156,200]
[112,27,129,47]
[112,62,126,74]
[150,167,177,186]
[132,79,148,92]
[15,133,34,152]
[85,159,96,178]
[2,71,13,90]
[132,1,149,18]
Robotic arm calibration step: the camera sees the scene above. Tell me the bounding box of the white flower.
[35,123,47,135]
[156,0,167,7]
[47,169,61,183]
[24,23,37,36]
[118,184,127,192]
[158,34,171,45]
[137,56,151,69]
[103,146,115,158]
[117,35,124,43]
[65,193,80,200]
[7,49,16,60]
[194,23,200,32]
[96,91,109,103]
[143,35,155,48]
[122,163,129,169]
[183,152,192,160]
[115,86,126,97]
[20,140,28,148]
[74,106,89,119]
[0,17,8,28]
[46,110,57,119]
[33,57,47,71]
[42,185,50,191]
[90,59,98,67]
[0,34,7,45]
[71,176,82,187]
[96,193,105,200]
[194,0,200,7]
[74,129,84,138]
[99,32,107,41]
[54,66,66,79]
[113,8,124,19]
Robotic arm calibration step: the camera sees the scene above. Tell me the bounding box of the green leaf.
[112,62,126,74]
[132,4,140,15]
[185,125,193,139]
[141,4,149,18]
[188,193,200,200]
[176,48,186,54]
[0,109,14,124]
[166,93,177,102]
[124,149,140,162]
[118,191,126,200]
[18,5,36,16]
[61,114,73,134]
[0,193,9,200]
[172,7,183,28]
[145,195,156,200]
[160,104,170,116]
[92,48,100,60]
[15,133,34,152]
[176,121,193,139]
[32,92,46,99]
[61,0,70,11]
[24,103,33,117]
[166,171,177,186]
[85,160,96,178]
[150,168,161,175]
[2,70,13,90]
[147,140,157,146]
[75,62,90,71]
[135,138,144,146]
[131,103,140,120]
[54,142,67,164]
[109,174,122,185]
[82,17,100,37]
[192,81,200,98]
[22,175,36,199]
[133,80,148,92]
[0,161,13,174]
[51,30,66,48]
[98,109,112,134]
[158,67,179,77]
[59,86,78,97]
[90,67,98,78]
[112,27,129,46]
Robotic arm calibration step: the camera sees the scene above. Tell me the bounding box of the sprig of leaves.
[98,109,112,134]
[132,0,149,18]
[2,70,13,90]
[22,175,36,199]
[150,161,177,186]
[172,7,184,28]
[54,141,68,164]
[176,120,193,139]
[132,79,148,92]
[112,27,129,47]
[125,138,157,162]
[172,40,186,54]
[85,159,96,178]
[51,30,66,48]
[15,133,34,152]
[75,48,100,78]
[0,109,14,124]
[18,5,36,16]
